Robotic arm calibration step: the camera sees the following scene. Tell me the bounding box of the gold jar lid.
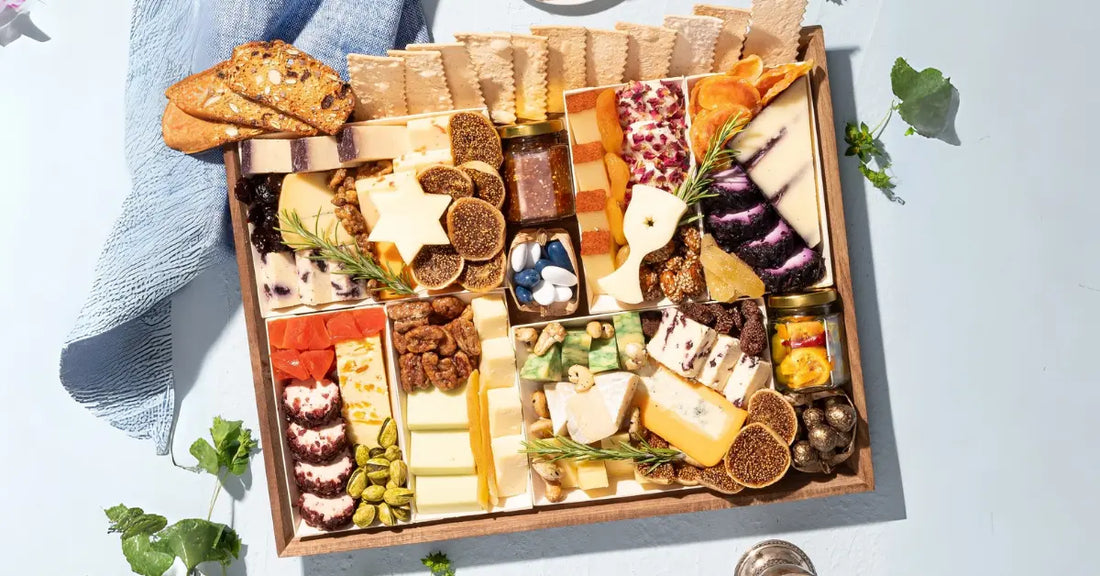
[767,289,838,309]
[498,119,565,139]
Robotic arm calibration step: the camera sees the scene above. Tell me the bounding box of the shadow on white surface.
[0,8,49,46]
[520,0,626,16]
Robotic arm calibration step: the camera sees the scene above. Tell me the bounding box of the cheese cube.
[336,125,411,162]
[392,148,454,173]
[406,114,452,152]
[490,434,529,498]
[251,248,300,310]
[410,431,476,475]
[543,381,576,436]
[639,365,748,467]
[573,159,611,194]
[557,455,579,488]
[486,387,523,438]
[335,336,392,446]
[294,250,334,305]
[646,309,718,379]
[414,475,480,514]
[723,355,772,409]
[565,371,639,444]
[697,335,742,391]
[580,253,615,301]
[470,296,509,339]
[576,460,609,491]
[480,337,517,389]
[406,387,470,430]
[240,138,292,175]
[600,433,635,479]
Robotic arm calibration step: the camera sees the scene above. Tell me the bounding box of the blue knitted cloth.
[59,0,430,454]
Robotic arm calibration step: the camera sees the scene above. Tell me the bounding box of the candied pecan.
[393,317,429,334]
[389,301,432,321]
[452,351,474,381]
[422,352,462,391]
[334,205,368,237]
[459,305,473,321]
[405,325,444,353]
[659,256,686,302]
[328,169,348,192]
[398,353,429,392]
[639,264,663,302]
[392,330,408,354]
[356,160,393,180]
[431,296,466,320]
[678,225,701,255]
[437,325,457,356]
[642,238,676,266]
[448,318,481,356]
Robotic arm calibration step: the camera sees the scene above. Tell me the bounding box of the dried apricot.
[605,196,626,246]
[726,55,764,82]
[689,104,752,162]
[689,80,704,116]
[595,88,623,154]
[697,76,761,114]
[604,152,630,204]
[755,61,814,107]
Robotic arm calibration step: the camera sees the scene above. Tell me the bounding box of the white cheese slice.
[645,308,718,379]
[543,381,576,436]
[697,335,743,392]
[406,114,452,153]
[410,430,476,475]
[290,135,357,173]
[407,387,470,430]
[295,250,334,305]
[406,43,486,110]
[414,475,480,514]
[490,434,529,498]
[336,125,411,163]
[487,387,523,438]
[723,355,773,409]
[663,15,724,76]
[732,76,821,248]
[388,49,454,115]
[565,371,639,444]
[392,148,455,174]
[252,247,300,311]
[239,138,292,175]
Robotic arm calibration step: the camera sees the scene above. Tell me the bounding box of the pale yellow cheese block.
[278,172,354,247]
[335,335,392,446]
[479,337,517,390]
[407,387,470,430]
[600,433,636,479]
[486,387,523,438]
[490,434,528,498]
[414,475,481,514]
[410,430,476,475]
[470,295,509,340]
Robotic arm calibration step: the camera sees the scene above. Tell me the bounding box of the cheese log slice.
[639,365,748,467]
[697,335,743,391]
[336,335,392,446]
[240,138,293,175]
[585,29,628,87]
[337,125,411,163]
[663,15,724,77]
[295,250,334,304]
[455,33,517,124]
[486,387,523,438]
[410,430,476,474]
[530,26,587,114]
[470,295,509,339]
[407,387,470,430]
[406,43,486,110]
[346,54,408,120]
[743,0,808,66]
[290,135,358,173]
[510,34,550,121]
[731,76,821,247]
[406,115,452,153]
[564,371,638,444]
[251,246,300,311]
[490,434,528,498]
[693,4,752,72]
[388,50,454,115]
[414,475,481,514]
[161,102,265,155]
[614,23,677,81]
[646,308,718,379]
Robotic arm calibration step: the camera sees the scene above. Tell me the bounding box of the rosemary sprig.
[520,435,683,473]
[676,110,747,224]
[276,209,416,295]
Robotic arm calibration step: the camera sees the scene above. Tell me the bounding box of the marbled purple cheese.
[645,308,718,379]
[252,247,300,311]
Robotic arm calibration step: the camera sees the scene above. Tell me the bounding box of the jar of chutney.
[767,289,850,393]
[499,120,575,224]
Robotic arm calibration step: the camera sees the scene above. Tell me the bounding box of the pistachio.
[389,460,408,487]
[391,505,411,522]
[378,417,398,448]
[377,502,396,526]
[369,447,387,459]
[532,460,562,482]
[384,445,402,462]
[368,470,390,485]
[585,321,603,339]
[568,364,595,392]
[514,327,539,351]
[352,502,377,527]
[346,467,368,499]
[528,418,554,439]
[355,445,372,466]
[365,458,391,473]
[363,484,386,503]
[383,487,415,507]
[385,479,399,490]
[544,482,565,503]
[531,390,550,419]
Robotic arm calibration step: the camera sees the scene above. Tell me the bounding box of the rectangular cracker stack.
[455,33,518,124]
[693,4,752,73]
[388,49,454,114]
[346,54,408,120]
[664,15,724,76]
[614,22,677,81]
[743,0,808,65]
[511,34,550,121]
[166,67,316,134]
[406,43,486,110]
[585,29,629,86]
[530,25,587,114]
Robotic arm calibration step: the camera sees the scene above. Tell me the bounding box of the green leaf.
[106,505,168,540]
[154,519,242,571]
[229,428,259,476]
[189,439,220,475]
[891,57,955,138]
[121,533,177,576]
[422,551,456,576]
[905,127,916,136]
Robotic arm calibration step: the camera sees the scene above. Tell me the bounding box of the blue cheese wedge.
[731,77,821,247]
[645,308,718,379]
[565,371,639,444]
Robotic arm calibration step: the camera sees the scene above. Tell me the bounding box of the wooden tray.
[225,26,872,557]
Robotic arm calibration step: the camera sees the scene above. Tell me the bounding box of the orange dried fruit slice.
[605,196,626,246]
[755,60,814,107]
[595,88,624,154]
[726,55,764,82]
[697,76,762,115]
[689,104,752,162]
[604,152,630,204]
[689,80,703,116]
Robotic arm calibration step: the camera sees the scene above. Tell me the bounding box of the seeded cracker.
[449,112,504,168]
[743,0,808,66]
[388,49,454,114]
[226,40,354,135]
[693,4,752,73]
[346,54,408,120]
[161,102,265,154]
[166,66,316,134]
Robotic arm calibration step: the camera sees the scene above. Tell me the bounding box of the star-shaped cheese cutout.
[367,175,452,263]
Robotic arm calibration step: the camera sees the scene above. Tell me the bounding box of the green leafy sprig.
[520,435,684,473]
[422,552,457,576]
[675,110,746,223]
[277,209,415,295]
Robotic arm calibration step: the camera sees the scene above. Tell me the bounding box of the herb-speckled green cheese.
[520,342,563,381]
[613,312,645,368]
[588,336,620,373]
[561,329,592,368]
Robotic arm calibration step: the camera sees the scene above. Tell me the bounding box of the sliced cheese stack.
[335,334,392,446]
[407,378,480,515]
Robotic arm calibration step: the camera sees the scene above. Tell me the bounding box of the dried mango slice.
[699,233,764,301]
[595,88,624,154]
[776,347,832,389]
[605,196,626,246]
[689,104,752,162]
[755,60,814,107]
[726,55,764,83]
[604,152,630,204]
[697,76,761,115]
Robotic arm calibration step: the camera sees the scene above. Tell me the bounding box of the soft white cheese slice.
[543,381,576,436]
[252,247,300,311]
[697,335,742,392]
[295,250,334,305]
[723,355,772,409]
[565,371,639,444]
[645,308,718,379]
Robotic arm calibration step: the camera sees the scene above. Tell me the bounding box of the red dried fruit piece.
[267,319,290,350]
[300,349,335,381]
[352,307,386,337]
[273,368,295,382]
[324,313,362,344]
[271,349,310,381]
[283,317,311,351]
[302,316,331,350]
[596,88,624,154]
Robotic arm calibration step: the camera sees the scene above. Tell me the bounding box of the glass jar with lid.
[767,289,850,393]
[499,120,575,224]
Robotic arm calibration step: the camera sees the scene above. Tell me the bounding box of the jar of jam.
[499,120,575,224]
[767,289,850,393]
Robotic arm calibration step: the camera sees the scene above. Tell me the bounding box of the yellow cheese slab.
[576,460,609,491]
[335,336,391,446]
[406,387,470,430]
[479,337,517,390]
[278,172,353,246]
[470,295,510,339]
[410,430,476,475]
[639,366,748,467]
[486,387,523,438]
[600,433,636,479]
[573,159,611,193]
[414,475,481,515]
[490,434,529,498]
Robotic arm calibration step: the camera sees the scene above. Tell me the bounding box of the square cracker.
[664,15,724,76]
[455,33,518,124]
[585,29,628,86]
[166,66,315,134]
[406,43,486,110]
[389,50,454,114]
[346,54,407,121]
[614,22,677,81]
[530,25,587,114]
[693,4,752,73]
[743,0,808,66]
[511,34,549,121]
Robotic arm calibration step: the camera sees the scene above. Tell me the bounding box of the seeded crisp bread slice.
[693,4,752,72]
[346,54,408,120]
[455,33,517,124]
[614,22,678,81]
[161,102,266,154]
[166,66,316,135]
[743,0,808,66]
[510,34,549,121]
[530,25,587,114]
[664,14,724,76]
[388,49,454,114]
[225,40,354,135]
[406,43,486,110]
[585,29,629,86]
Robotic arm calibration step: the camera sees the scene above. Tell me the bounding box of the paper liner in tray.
[505,228,581,319]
